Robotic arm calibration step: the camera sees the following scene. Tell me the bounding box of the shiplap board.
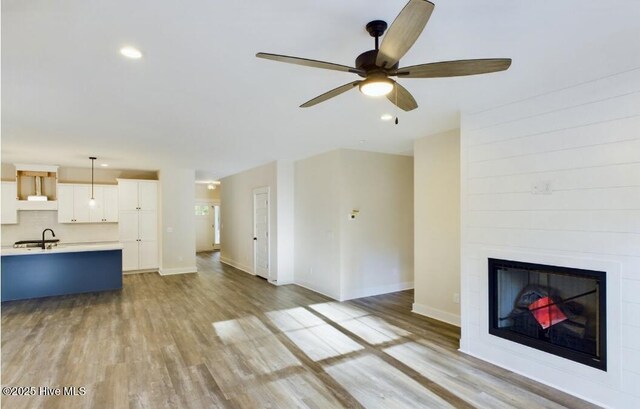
[467,68,640,130]
[466,210,640,233]
[468,162,640,195]
[469,115,640,163]
[469,138,640,178]
[461,66,640,409]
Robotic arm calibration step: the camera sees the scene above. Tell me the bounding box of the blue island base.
[1,250,123,302]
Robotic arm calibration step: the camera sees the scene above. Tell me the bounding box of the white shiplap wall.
[460,68,640,409]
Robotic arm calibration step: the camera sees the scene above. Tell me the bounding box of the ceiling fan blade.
[387,82,418,112]
[300,81,361,108]
[376,0,435,68]
[393,58,512,78]
[256,52,365,75]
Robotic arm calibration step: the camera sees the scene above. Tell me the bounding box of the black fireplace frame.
[488,258,607,371]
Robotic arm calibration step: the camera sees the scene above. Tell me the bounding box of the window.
[195,205,210,216]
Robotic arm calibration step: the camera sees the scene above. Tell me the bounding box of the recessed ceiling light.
[120,46,142,59]
[100,163,109,167]
[381,114,393,121]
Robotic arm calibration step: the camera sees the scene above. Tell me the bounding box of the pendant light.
[89,156,97,207]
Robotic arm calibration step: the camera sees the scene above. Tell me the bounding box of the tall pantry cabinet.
[117,179,158,271]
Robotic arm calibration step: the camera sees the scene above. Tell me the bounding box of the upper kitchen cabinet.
[89,186,118,223]
[1,181,18,224]
[58,183,118,223]
[117,179,157,211]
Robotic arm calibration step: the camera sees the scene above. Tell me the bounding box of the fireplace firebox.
[488,258,606,371]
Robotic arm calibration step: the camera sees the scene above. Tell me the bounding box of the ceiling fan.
[256,0,511,112]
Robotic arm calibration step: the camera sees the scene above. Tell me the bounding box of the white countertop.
[1,242,123,256]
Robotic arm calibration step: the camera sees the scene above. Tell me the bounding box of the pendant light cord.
[89,156,96,200]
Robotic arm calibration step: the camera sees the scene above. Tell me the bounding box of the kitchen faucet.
[42,229,56,249]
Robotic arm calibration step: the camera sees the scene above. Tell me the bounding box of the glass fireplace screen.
[488,258,606,371]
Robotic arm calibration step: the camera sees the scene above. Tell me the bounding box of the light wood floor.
[1,252,600,409]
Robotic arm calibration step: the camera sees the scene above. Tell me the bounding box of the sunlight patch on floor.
[324,354,454,408]
[310,301,412,345]
[267,307,364,361]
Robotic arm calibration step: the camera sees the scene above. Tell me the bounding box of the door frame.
[252,187,270,279]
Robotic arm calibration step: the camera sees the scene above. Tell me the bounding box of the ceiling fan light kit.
[256,0,511,112]
[359,75,394,97]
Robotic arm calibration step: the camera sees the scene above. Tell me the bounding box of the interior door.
[253,187,270,279]
[195,202,214,252]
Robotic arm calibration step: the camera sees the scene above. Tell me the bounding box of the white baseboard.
[159,266,197,276]
[123,268,158,275]
[219,256,254,275]
[293,281,340,301]
[271,279,294,286]
[341,281,414,301]
[412,302,461,327]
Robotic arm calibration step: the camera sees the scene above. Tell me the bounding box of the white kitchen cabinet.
[58,184,90,223]
[89,186,118,223]
[73,185,91,222]
[117,179,158,271]
[1,181,18,224]
[58,184,117,223]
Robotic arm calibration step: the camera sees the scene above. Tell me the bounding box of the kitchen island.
[1,242,123,302]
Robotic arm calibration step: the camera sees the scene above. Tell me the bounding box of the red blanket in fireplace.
[529,297,567,329]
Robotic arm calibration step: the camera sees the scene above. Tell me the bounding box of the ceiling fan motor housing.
[355,50,398,77]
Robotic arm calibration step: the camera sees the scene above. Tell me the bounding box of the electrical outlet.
[531,180,553,195]
[453,293,460,304]
[178,256,183,262]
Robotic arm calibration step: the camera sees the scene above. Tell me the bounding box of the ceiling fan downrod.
[365,20,388,51]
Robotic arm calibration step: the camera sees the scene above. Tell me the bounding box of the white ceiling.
[3,0,640,180]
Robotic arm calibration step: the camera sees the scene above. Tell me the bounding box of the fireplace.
[488,258,606,370]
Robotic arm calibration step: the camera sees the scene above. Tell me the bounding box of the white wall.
[276,161,295,285]
[460,68,640,408]
[413,129,461,326]
[294,151,342,299]
[219,161,278,278]
[159,168,196,275]
[294,149,414,301]
[195,183,220,202]
[338,150,414,300]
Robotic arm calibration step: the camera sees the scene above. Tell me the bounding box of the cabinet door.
[119,211,139,241]
[138,211,157,241]
[1,182,18,224]
[57,184,75,223]
[138,181,157,211]
[138,240,158,270]
[118,181,139,211]
[89,186,104,223]
[122,241,139,271]
[102,186,118,222]
[73,185,91,223]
